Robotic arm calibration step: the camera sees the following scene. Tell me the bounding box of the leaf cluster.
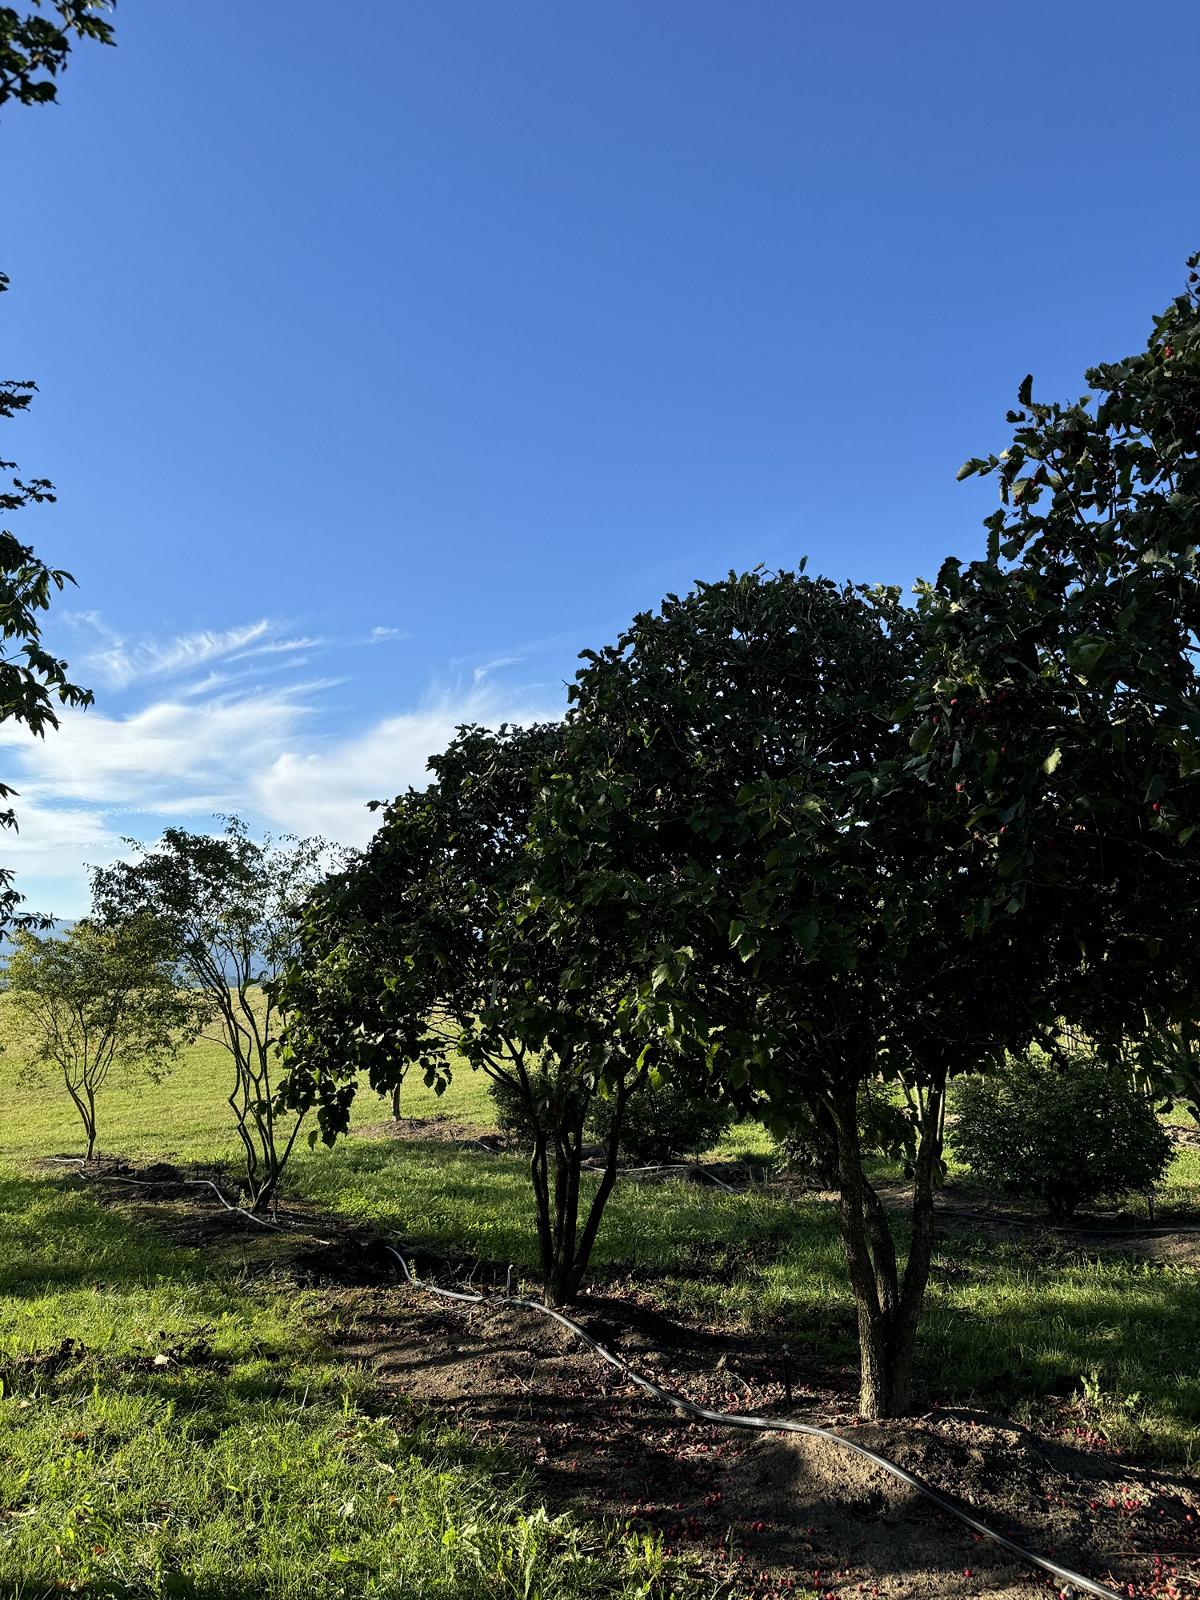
[916,251,1200,1042]
[0,1,114,109]
[279,724,671,1142]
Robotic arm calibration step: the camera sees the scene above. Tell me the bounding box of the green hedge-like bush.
[488,1068,733,1163]
[952,1050,1172,1221]
[588,1074,734,1165]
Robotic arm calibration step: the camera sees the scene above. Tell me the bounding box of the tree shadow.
[0,1168,236,1300]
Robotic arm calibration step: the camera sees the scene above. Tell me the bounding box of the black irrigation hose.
[931,1204,1200,1239]
[384,1247,1125,1600]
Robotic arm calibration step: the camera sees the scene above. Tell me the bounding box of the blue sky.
[3,0,1197,916]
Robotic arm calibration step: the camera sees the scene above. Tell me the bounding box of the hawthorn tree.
[279,723,680,1306]
[92,820,334,1210]
[5,916,201,1160]
[530,570,1043,1417]
[0,3,113,923]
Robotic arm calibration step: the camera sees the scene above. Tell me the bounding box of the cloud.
[0,800,130,919]
[0,801,127,867]
[253,683,560,844]
[472,655,522,684]
[65,613,406,692]
[80,619,277,688]
[0,652,562,915]
[0,681,320,810]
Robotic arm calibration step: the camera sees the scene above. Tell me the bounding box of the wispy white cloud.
[226,635,324,663]
[66,613,404,692]
[253,682,558,844]
[472,655,522,684]
[0,681,320,810]
[80,619,276,689]
[1,801,128,866]
[1,626,560,916]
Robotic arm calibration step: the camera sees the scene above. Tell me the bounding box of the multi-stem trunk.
[830,1075,944,1418]
[527,1076,632,1306]
[63,1073,98,1163]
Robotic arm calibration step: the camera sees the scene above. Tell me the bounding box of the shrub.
[773,1085,920,1188]
[488,1063,588,1145]
[489,1069,733,1164]
[952,1050,1172,1220]
[587,1074,734,1164]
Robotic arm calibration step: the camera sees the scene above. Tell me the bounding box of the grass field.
[2,1024,1200,1596]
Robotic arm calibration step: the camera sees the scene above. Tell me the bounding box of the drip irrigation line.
[62,1164,285,1233]
[384,1246,1123,1600]
[38,1159,1137,1595]
[580,1159,745,1194]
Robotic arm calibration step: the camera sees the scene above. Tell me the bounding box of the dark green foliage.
[531,568,1008,1416]
[588,1075,733,1165]
[917,252,1200,1045]
[280,724,682,1305]
[0,1,114,108]
[953,1052,1172,1221]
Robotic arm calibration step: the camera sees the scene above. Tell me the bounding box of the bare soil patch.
[353,1113,507,1150]
[316,1279,1200,1600]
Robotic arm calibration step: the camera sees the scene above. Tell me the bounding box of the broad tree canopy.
[919,254,1200,1075]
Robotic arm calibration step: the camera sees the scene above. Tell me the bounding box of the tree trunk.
[530,1093,630,1307]
[530,1131,556,1294]
[830,1077,945,1419]
[390,1082,402,1121]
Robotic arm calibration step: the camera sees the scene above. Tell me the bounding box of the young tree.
[280,723,679,1306]
[531,570,1042,1417]
[0,3,113,924]
[4,917,200,1159]
[92,820,334,1209]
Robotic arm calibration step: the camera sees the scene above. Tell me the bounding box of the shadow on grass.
[918,1230,1200,1452]
[0,1169,226,1300]
[8,1144,1200,1462]
[298,1140,1200,1456]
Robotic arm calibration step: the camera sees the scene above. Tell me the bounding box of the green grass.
[0,1161,684,1598]
[0,1022,692,1599]
[2,1021,1200,1600]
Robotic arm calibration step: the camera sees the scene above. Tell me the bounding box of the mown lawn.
[2,1024,1199,1598]
[0,1157,683,1598]
[0,1036,685,1597]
